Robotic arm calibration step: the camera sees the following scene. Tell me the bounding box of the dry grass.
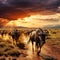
[0,28,60,60]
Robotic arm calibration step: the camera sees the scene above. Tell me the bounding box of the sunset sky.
[0,0,60,28]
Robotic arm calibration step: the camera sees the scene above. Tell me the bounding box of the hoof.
[37,51,40,56]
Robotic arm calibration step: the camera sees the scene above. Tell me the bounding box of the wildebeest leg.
[36,42,40,56]
[37,47,41,56]
[31,41,34,52]
[1,34,4,38]
[37,43,41,56]
[16,39,18,45]
[13,39,16,45]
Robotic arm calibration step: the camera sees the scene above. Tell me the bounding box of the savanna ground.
[0,28,60,60]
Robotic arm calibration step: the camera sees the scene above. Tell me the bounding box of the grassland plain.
[0,28,60,60]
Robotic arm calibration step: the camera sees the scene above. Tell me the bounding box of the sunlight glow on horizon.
[5,13,60,28]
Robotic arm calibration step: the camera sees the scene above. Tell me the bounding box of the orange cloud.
[5,14,60,28]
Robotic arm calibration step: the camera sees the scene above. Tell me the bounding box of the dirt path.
[25,40,60,60]
[40,40,60,60]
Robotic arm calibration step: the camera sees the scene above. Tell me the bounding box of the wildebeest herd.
[0,28,49,56]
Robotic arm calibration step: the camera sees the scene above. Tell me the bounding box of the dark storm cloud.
[5,0,60,8]
[0,0,60,19]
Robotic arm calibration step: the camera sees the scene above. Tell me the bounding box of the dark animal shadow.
[39,54,58,60]
[17,43,27,50]
[12,58,17,60]
[0,58,5,60]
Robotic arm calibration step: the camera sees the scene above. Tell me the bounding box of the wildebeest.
[0,30,7,37]
[8,29,20,45]
[28,28,47,56]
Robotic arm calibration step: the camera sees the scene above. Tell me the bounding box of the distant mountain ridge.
[44,25,60,28]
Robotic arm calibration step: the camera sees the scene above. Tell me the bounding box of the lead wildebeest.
[8,29,20,45]
[28,28,47,56]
